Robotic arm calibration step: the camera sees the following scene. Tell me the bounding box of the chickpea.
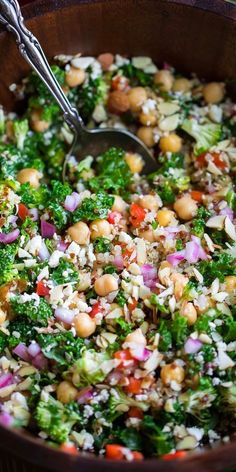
[107,90,130,115]
[90,219,111,240]
[159,133,182,153]
[139,228,155,243]
[174,195,198,220]
[125,153,144,173]
[224,276,236,293]
[65,66,85,87]
[112,195,127,213]
[30,109,50,133]
[173,78,191,93]
[128,87,147,112]
[180,301,197,326]
[0,309,6,325]
[137,126,155,148]
[56,381,78,404]
[171,273,188,300]
[67,221,90,245]
[125,328,146,346]
[94,274,118,296]
[161,363,185,386]
[139,195,159,212]
[17,168,41,188]
[154,70,174,92]
[139,111,157,126]
[74,312,96,338]
[202,82,225,104]
[97,52,114,71]
[156,209,173,227]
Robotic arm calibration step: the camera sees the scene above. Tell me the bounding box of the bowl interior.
[1,1,236,471]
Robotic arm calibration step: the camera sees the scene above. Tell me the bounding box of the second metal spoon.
[0,0,158,176]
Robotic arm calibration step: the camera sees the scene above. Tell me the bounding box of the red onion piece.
[41,220,56,239]
[57,240,68,252]
[219,206,234,221]
[141,264,157,281]
[191,236,208,261]
[184,337,202,354]
[0,373,14,389]
[167,250,185,266]
[55,307,75,324]
[64,192,80,212]
[130,346,150,361]
[0,229,20,244]
[0,412,14,427]
[28,208,39,221]
[113,255,124,270]
[77,387,93,404]
[13,343,31,362]
[8,215,18,225]
[32,353,48,370]
[27,342,41,358]
[185,240,200,264]
[38,241,50,261]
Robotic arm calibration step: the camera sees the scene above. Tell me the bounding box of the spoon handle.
[0,0,84,133]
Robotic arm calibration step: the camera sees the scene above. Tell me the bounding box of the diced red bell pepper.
[90,302,102,318]
[130,203,146,228]
[18,203,29,220]
[36,281,50,297]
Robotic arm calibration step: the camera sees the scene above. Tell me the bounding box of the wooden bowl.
[0,1,236,470]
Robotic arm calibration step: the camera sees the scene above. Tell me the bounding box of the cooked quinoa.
[0,53,236,460]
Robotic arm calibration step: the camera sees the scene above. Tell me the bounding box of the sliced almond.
[225,216,236,242]
[71,56,94,69]
[132,56,152,69]
[176,435,198,450]
[206,215,225,229]
[158,102,180,116]
[18,366,38,377]
[159,113,179,131]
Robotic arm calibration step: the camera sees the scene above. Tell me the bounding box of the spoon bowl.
[0,0,157,177]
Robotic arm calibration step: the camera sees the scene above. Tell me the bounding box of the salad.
[0,52,236,461]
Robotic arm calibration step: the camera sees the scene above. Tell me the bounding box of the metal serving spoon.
[0,0,157,176]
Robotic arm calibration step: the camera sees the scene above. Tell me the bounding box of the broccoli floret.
[13,119,29,150]
[72,349,111,386]
[35,395,81,443]
[0,243,18,286]
[141,415,174,456]
[0,332,7,353]
[89,147,133,196]
[179,380,217,414]
[93,237,111,254]
[181,119,222,155]
[72,193,114,222]
[52,259,79,285]
[7,318,34,348]
[192,206,212,237]
[197,251,236,285]
[220,383,236,416]
[11,296,53,327]
[37,331,84,367]
[108,388,148,419]
[76,75,107,122]
[18,183,49,208]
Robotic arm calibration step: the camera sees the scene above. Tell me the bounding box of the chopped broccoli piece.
[11,296,53,327]
[197,251,236,285]
[108,388,148,420]
[115,290,127,307]
[89,147,133,196]
[120,63,153,87]
[220,383,236,416]
[7,318,34,348]
[0,243,18,286]
[76,75,107,122]
[141,415,174,456]
[192,206,212,237]
[72,349,111,386]
[93,237,111,253]
[179,379,217,414]
[52,259,79,285]
[35,395,81,443]
[13,119,29,150]
[37,331,84,367]
[72,193,114,222]
[181,119,222,154]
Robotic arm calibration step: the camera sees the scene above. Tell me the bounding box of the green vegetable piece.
[72,349,111,386]
[52,259,79,285]
[72,192,114,222]
[11,296,53,327]
[181,119,222,154]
